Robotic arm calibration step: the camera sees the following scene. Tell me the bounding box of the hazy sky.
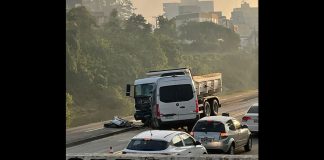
[131,0,258,25]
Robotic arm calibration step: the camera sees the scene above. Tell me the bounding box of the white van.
[151,75,199,129]
[127,68,222,130]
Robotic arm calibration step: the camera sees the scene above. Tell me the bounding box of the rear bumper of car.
[201,140,231,152]
[248,125,258,132]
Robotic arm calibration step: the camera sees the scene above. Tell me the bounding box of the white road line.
[234,95,243,98]
[85,127,103,132]
[113,151,122,155]
[222,98,227,100]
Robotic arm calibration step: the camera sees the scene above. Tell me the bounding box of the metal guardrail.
[66,154,258,160]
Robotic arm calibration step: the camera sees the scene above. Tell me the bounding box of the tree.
[154,16,177,39]
[178,21,240,52]
[66,93,73,128]
[103,0,134,19]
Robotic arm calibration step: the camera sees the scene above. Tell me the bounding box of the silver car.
[122,130,207,155]
[242,103,258,133]
[190,116,252,154]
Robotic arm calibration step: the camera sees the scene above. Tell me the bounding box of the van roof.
[134,76,162,85]
[135,75,192,85]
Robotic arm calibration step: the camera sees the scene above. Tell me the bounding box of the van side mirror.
[195,141,201,146]
[126,84,131,96]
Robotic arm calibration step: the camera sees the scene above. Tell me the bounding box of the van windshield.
[135,83,154,97]
[159,84,193,103]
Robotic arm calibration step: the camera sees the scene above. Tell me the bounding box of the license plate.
[201,137,213,143]
[254,119,258,123]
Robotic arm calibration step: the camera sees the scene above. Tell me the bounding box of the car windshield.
[126,139,169,151]
[248,105,258,113]
[193,121,225,132]
[135,83,154,97]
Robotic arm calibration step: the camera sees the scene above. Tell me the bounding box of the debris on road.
[104,116,133,128]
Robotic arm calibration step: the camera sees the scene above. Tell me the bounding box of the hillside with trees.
[66,6,258,127]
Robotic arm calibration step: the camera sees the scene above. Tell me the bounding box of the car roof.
[132,130,184,142]
[198,116,233,123]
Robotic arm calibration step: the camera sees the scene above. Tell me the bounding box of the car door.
[175,84,196,121]
[170,134,189,155]
[158,81,179,122]
[233,119,246,147]
[226,120,240,146]
[179,133,198,155]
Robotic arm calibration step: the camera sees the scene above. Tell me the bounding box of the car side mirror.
[242,124,248,128]
[195,141,201,146]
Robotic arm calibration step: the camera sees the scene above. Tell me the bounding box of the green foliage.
[66,93,73,128]
[178,21,240,52]
[66,8,257,127]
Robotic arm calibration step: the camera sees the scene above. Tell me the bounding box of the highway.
[67,92,258,155]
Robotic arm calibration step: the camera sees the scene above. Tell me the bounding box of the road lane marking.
[113,151,123,155]
[85,127,103,132]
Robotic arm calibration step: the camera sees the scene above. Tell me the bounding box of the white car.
[242,103,258,133]
[122,130,208,155]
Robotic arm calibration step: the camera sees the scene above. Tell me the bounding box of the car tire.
[226,144,235,155]
[211,100,219,116]
[203,101,211,117]
[244,137,252,152]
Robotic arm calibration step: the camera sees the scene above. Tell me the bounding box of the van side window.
[160,84,193,103]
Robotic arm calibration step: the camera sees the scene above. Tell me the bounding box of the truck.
[126,68,222,130]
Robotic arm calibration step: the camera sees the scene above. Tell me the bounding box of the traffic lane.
[66,90,257,135]
[66,128,147,154]
[67,98,258,155]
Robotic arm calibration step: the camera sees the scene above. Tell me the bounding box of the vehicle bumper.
[248,125,258,132]
[202,141,231,152]
[159,115,199,127]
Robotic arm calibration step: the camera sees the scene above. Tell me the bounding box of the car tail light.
[220,131,228,139]
[156,104,160,119]
[242,116,251,122]
[195,99,199,113]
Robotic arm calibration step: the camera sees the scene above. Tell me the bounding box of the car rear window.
[126,139,169,151]
[160,84,193,103]
[193,121,225,132]
[248,105,258,113]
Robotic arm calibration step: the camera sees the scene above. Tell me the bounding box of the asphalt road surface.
[67,97,258,155]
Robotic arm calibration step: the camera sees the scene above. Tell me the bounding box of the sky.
[131,0,258,25]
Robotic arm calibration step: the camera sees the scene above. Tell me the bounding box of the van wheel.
[203,102,211,117]
[211,100,219,116]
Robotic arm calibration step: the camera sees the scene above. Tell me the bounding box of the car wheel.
[244,137,252,152]
[226,144,235,155]
[203,101,211,117]
[211,100,219,116]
